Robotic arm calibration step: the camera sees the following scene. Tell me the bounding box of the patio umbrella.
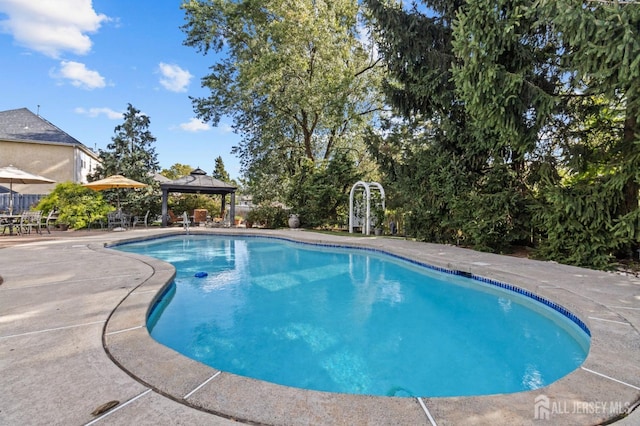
[0,164,56,214]
[83,174,147,209]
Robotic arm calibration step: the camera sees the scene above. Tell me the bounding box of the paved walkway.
[0,228,638,425]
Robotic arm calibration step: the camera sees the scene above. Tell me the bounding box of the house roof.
[0,107,87,147]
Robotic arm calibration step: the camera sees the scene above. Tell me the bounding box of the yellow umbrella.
[84,175,147,191]
[84,175,147,209]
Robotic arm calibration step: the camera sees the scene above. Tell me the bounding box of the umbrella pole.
[9,180,13,215]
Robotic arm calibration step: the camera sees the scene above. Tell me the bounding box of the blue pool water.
[116,235,590,397]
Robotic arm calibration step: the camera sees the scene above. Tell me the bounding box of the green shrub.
[532,181,620,269]
[248,205,288,228]
[35,182,113,229]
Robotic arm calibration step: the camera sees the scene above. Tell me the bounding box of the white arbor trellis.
[349,181,385,235]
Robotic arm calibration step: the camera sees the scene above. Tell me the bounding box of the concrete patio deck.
[0,228,638,425]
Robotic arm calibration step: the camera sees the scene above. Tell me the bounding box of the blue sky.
[0,0,243,179]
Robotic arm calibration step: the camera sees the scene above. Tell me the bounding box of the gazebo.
[159,168,237,227]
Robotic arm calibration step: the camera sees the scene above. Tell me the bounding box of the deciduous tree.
[161,163,192,180]
[181,0,383,207]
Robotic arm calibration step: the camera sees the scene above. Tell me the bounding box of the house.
[0,107,100,197]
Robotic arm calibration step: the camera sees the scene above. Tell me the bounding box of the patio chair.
[1,216,10,235]
[150,214,163,227]
[43,210,59,234]
[87,215,105,230]
[107,210,129,230]
[18,211,43,235]
[132,210,150,228]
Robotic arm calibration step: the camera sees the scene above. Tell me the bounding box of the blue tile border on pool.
[261,235,592,338]
[113,233,591,338]
[463,272,591,337]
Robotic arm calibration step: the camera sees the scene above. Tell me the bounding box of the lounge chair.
[168,210,191,228]
[168,210,182,226]
[167,210,178,225]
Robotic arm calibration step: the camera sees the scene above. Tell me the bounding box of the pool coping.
[100,228,640,425]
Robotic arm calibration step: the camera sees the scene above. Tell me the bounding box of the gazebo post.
[221,194,226,223]
[161,188,169,227]
[230,192,236,227]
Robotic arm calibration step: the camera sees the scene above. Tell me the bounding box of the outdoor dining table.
[0,214,23,236]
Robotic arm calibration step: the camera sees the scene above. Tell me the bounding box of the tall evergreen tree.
[90,104,160,213]
[91,103,159,182]
[451,0,640,266]
[543,0,640,237]
[212,156,230,182]
[365,0,531,250]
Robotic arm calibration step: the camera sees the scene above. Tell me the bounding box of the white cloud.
[180,118,210,132]
[0,0,109,58]
[55,60,105,89]
[158,62,192,93]
[75,107,122,120]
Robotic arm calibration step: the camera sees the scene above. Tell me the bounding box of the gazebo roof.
[160,168,236,194]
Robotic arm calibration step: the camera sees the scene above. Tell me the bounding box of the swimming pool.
[117,235,590,397]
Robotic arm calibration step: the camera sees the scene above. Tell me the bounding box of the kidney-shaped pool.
[116,235,590,397]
